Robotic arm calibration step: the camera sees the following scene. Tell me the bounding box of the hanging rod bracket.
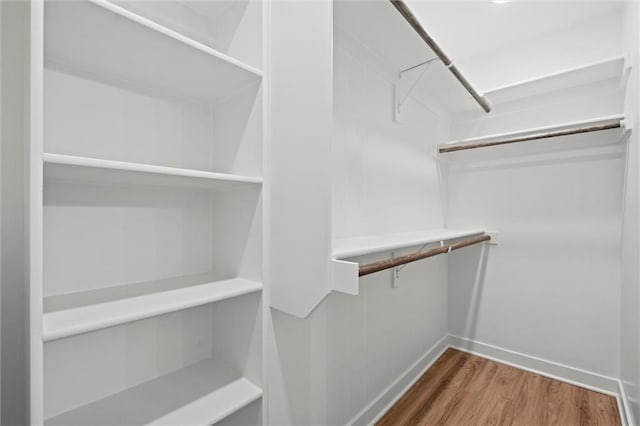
[621,114,633,133]
[394,58,440,123]
[389,0,491,113]
[487,230,499,245]
[391,252,398,288]
[398,57,440,78]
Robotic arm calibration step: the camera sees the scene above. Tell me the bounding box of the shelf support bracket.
[391,252,399,288]
[394,57,440,123]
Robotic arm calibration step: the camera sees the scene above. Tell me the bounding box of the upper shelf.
[333,228,486,259]
[44,0,262,103]
[333,0,488,113]
[44,153,263,190]
[438,115,628,159]
[484,56,627,106]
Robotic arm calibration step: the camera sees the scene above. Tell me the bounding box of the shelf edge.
[483,56,625,95]
[441,114,626,148]
[43,278,263,342]
[332,229,486,259]
[44,153,263,185]
[150,378,262,426]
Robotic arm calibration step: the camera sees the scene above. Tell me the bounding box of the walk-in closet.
[0,0,639,425]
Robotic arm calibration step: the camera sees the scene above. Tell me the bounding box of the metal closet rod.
[389,0,491,114]
[439,121,622,154]
[359,234,491,277]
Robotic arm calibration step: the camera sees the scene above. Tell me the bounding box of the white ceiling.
[406,1,624,62]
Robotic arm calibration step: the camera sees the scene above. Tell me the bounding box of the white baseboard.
[450,335,637,426]
[449,335,620,395]
[354,334,634,426]
[347,334,449,425]
[618,379,636,426]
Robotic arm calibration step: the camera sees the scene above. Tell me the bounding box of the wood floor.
[377,349,620,426]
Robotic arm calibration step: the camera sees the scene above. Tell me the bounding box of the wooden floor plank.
[376,349,621,426]
[377,350,469,426]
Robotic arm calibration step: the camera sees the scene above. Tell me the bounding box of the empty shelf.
[45,358,262,425]
[485,56,626,105]
[45,0,261,103]
[439,115,627,156]
[43,276,263,341]
[44,153,263,190]
[333,229,486,259]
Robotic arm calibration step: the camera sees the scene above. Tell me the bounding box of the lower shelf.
[45,358,262,425]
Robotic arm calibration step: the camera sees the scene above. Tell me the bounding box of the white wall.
[268,7,449,424]
[447,9,625,381]
[331,27,446,239]
[448,155,623,376]
[1,2,29,424]
[620,1,640,423]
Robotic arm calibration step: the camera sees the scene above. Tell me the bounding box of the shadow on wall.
[450,243,491,342]
[268,308,315,426]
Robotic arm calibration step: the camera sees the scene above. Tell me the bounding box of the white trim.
[29,0,45,422]
[449,335,620,395]
[261,0,271,423]
[347,335,449,426]
[618,379,636,426]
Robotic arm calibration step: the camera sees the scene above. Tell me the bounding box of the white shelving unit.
[30,0,265,424]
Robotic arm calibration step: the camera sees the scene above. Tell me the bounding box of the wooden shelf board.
[333,228,486,259]
[43,275,263,342]
[45,358,262,425]
[45,0,261,104]
[44,153,262,190]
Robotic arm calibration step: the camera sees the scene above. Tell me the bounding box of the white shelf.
[43,275,263,342]
[333,1,480,113]
[44,153,263,190]
[44,0,262,103]
[441,115,626,149]
[484,56,626,105]
[438,115,628,164]
[333,228,486,259]
[45,358,262,425]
